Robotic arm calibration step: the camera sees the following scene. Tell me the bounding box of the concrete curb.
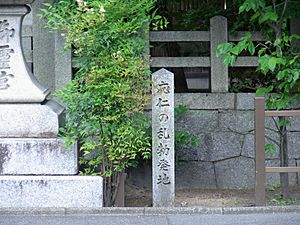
[1,206,300,215]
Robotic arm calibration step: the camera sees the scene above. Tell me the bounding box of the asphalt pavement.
[1,213,300,225]
[0,207,300,225]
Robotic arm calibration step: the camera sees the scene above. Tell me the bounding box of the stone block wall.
[128,93,300,189]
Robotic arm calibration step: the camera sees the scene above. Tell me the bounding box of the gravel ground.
[125,182,300,207]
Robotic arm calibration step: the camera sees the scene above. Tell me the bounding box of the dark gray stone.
[287,117,300,131]
[219,110,254,133]
[215,157,255,189]
[176,110,218,133]
[175,161,216,189]
[236,93,255,110]
[175,93,235,110]
[241,131,280,159]
[205,132,243,161]
[287,132,300,159]
[177,132,242,162]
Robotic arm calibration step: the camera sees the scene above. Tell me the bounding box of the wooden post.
[255,97,266,206]
[210,16,228,93]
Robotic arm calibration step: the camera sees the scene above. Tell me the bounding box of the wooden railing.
[255,97,300,206]
[150,16,265,92]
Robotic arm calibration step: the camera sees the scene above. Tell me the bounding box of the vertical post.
[152,68,175,207]
[32,0,55,92]
[32,1,73,93]
[54,31,72,90]
[255,97,266,206]
[210,16,228,93]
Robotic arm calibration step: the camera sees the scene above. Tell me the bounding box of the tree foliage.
[40,0,156,206]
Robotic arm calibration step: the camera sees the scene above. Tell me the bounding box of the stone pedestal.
[0,1,103,208]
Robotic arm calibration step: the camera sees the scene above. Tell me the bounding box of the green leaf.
[248,41,255,55]
[259,11,278,24]
[268,57,278,72]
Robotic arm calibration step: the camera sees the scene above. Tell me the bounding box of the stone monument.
[152,68,175,207]
[0,0,103,208]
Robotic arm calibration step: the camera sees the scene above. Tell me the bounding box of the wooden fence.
[22,5,299,94]
[150,15,265,92]
[255,97,300,206]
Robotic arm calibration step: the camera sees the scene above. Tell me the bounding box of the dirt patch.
[125,181,300,207]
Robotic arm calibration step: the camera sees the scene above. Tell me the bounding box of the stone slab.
[175,110,218,133]
[236,93,255,110]
[215,156,255,189]
[0,176,103,208]
[241,131,280,159]
[175,93,235,110]
[287,132,300,159]
[0,102,63,137]
[0,138,78,175]
[200,132,243,162]
[175,161,216,189]
[219,110,254,133]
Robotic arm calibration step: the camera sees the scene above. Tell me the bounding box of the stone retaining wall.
[128,93,300,189]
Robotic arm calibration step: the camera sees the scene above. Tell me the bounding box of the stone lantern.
[0,0,103,208]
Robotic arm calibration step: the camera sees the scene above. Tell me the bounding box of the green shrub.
[40,0,155,206]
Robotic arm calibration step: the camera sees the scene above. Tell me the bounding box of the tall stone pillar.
[0,1,103,208]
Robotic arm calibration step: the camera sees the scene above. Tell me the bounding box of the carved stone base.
[0,176,103,208]
[0,138,77,175]
[0,101,63,138]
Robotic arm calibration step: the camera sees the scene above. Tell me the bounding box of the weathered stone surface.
[54,31,72,91]
[0,176,103,208]
[175,93,235,110]
[219,110,254,133]
[236,93,255,110]
[127,162,152,189]
[202,132,242,161]
[210,16,228,92]
[265,159,297,186]
[32,0,56,92]
[176,161,216,189]
[215,157,255,189]
[176,110,218,133]
[242,131,279,159]
[0,102,63,138]
[176,143,200,161]
[241,134,255,158]
[0,139,77,175]
[152,68,175,207]
[0,0,33,5]
[287,117,300,131]
[287,132,300,159]
[0,5,49,102]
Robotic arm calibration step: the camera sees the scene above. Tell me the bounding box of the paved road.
[0,213,300,225]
